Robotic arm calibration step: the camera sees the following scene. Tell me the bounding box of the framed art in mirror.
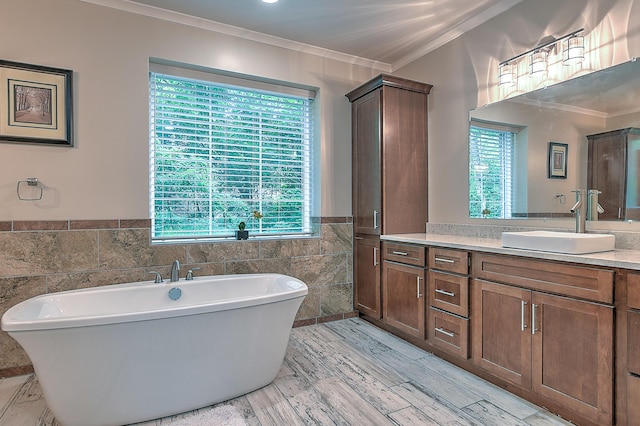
[0,60,73,146]
[548,142,568,179]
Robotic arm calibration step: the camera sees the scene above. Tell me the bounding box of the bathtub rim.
[1,273,308,333]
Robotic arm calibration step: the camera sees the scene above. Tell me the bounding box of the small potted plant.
[235,221,249,240]
[235,210,263,240]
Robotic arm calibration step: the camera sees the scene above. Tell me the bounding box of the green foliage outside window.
[150,72,313,240]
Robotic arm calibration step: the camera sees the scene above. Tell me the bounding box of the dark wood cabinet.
[354,236,381,318]
[351,89,381,235]
[347,74,432,236]
[382,260,426,338]
[624,273,640,425]
[532,291,613,425]
[587,127,640,220]
[427,247,470,359]
[347,75,431,318]
[472,280,532,387]
[472,255,615,426]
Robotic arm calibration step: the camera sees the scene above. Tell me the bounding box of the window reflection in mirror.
[469,121,523,218]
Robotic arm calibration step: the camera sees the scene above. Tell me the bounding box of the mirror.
[469,59,640,220]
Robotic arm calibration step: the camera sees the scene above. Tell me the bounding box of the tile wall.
[0,217,355,377]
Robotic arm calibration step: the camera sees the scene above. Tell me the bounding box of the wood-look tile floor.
[0,318,574,426]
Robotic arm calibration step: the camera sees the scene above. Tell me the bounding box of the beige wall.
[0,0,385,220]
[397,0,640,227]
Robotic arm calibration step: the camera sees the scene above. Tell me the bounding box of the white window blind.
[149,69,314,241]
[469,121,516,218]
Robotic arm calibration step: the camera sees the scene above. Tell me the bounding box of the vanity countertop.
[382,233,640,271]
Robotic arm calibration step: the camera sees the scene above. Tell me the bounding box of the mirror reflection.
[469,59,640,221]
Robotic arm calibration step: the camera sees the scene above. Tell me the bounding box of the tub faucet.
[170,260,180,282]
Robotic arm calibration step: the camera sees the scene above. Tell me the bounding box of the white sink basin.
[501,231,615,254]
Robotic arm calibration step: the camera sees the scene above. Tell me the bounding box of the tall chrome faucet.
[170,260,180,282]
[570,189,587,233]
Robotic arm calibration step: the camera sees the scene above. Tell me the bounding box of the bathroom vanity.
[357,232,640,426]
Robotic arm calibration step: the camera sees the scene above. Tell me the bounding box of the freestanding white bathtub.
[1,273,307,426]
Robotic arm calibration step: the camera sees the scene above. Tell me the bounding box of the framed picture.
[548,142,568,178]
[0,60,73,146]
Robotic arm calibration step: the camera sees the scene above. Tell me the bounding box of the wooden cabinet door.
[382,261,426,338]
[531,292,614,425]
[588,132,626,220]
[352,89,381,235]
[380,85,428,234]
[354,237,381,318]
[472,279,532,388]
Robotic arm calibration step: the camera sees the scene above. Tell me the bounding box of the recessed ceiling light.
[262,0,279,3]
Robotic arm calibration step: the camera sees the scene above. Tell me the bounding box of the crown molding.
[79,0,393,73]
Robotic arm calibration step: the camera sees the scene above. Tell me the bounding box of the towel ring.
[17,178,43,201]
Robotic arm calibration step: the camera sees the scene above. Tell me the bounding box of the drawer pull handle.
[435,327,455,338]
[392,251,409,256]
[521,301,528,331]
[434,257,455,264]
[417,276,423,298]
[435,289,455,297]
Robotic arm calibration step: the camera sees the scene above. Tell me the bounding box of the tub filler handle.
[168,287,182,301]
[185,267,201,281]
[148,271,163,283]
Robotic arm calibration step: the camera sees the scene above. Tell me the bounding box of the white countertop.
[382,233,640,270]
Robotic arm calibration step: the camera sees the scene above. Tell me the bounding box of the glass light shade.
[563,35,585,65]
[529,49,548,75]
[498,63,517,87]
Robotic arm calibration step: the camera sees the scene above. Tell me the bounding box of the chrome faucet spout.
[570,189,587,233]
[569,200,581,213]
[170,260,180,283]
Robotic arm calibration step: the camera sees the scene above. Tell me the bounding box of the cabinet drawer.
[428,308,469,359]
[629,310,640,375]
[428,247,468,274]
[472,253,614,303]
[429,271,469,317]
[382,242,425,267]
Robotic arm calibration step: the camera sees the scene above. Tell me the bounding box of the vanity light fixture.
[262,0,279,3]
[498,62,517,87]
[529,48,549,75]
[563,33,585,65]
[498,29,585,84]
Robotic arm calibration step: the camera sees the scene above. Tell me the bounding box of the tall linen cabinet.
[346,75,432,319]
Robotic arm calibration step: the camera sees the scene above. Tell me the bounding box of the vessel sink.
[501,231,615,254]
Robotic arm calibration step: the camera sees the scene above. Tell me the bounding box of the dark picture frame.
[548,142,568,179]
[0,60,73,146]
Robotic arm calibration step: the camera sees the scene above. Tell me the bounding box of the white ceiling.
[84,0,524,70]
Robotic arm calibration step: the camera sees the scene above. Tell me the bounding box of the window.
[149,65,315,242]
[469,121,517,218]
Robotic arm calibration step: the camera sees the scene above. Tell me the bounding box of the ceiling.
[85,0,523,70]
